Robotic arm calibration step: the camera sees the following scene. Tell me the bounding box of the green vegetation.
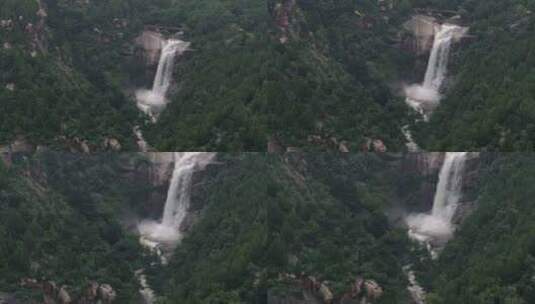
[2,0,535,150]
[0,153,149,302]
[151,154,412,303]
[425,154,535,303]
[0,0,150,149]
[415,0,535,150]
[2,152,535,303]
[1,0,414,151]
[143,0,411,150]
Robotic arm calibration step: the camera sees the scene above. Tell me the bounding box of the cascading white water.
[136,153,214,303]
[405,24,468,119]
[431,152,467,222]
[406,152,468,256]
[136,39,190,121]
[404,265,426,304]
[138,153,214,246]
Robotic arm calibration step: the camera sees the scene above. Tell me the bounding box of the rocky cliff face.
[129,153,221,233]
[400,152,445,212]
[135,30,164,66]
[401,15,437,55]
[452,152,482,224]
[399,152,482,220]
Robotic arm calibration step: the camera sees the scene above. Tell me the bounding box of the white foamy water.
[133,126,150,152]
[404,265,426,304]
[405,24,468,120]
[136,153,214,303]
[135,269,156,304]
[406,152,468,256]
[138,153,214,249]
[136,39,190,121]
[402,125,420,152]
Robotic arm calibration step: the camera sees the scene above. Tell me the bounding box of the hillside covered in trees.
[412,0,535,150]
[2,0,533,151]
[1,152,535,303]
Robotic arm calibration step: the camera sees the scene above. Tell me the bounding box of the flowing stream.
[403,152,468,304]
[132,38,190,152]
[404,265,426,304]
[137,153,215,303]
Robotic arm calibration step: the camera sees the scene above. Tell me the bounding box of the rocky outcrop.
[270,274,384,304]
[268,0,299,43]
[130,152,175,218]
[20,279,116,304]
[182,156,223,233]
[0,292,17,304]
[362,138,388,153]
[102,138,122,151]
[400,13,469,56]
[400,152,445,212]
[339,277,384,304]
[400,152,482,222]
[452,152,482,224]
[401,15,437,55]
[135,31,165,66]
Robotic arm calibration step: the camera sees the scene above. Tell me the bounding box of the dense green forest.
[0,152,151,302]
[151,153,412,303]
[0,0,155,150]
[2,152,535,303]
[0,0,417,151]
[142,0,414,151]
[2,0,535,151]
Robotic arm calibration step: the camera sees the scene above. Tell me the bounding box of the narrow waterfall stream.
[137,153,215,303]
[402,23,467,151]
[406,152,468,255]
[136,39,190,121]
[403,152,468,304]
[403,265,426,304]
[405,24,468,120]
[133,38,190,152]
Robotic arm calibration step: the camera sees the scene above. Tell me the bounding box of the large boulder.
[98,284,116,303]
[58,286,72,304]
[402,15,438,55]
[135,31,164,65]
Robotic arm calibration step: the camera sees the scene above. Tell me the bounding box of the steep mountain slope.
[3,152,535,303]
[1,0,415,152]
[143,0,411,151]
[148,153,413,303]
[0,0,151,151]
[0,152,151,303]
[425,154,535,303]
[414,0,535,150]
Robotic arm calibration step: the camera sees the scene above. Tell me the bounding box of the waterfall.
[405,24,467,119]
[139,153,214,245]
[136,39,190,121]
[160,153,212,229]
[152,40,183,98]
[406,152,468,256]
[431,152,468,222]
[136,153,214,303]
